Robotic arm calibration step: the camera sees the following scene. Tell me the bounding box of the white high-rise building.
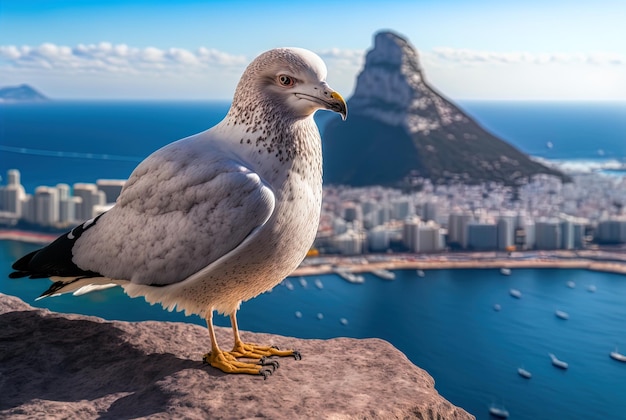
[422,201,438,223]
[497,215,516,251]
[535,219,561,250]
[34,186,59,226]
[596,218,626,244]
[402,216,421,250]
[448,211,473,248]
[0,169,26,216]
[332,229,366,255]
[403,217,443,253]
[467,222,498,251]
[415,222,444,253]
[368,226,390,252]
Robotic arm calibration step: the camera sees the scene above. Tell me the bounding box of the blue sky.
[2,0,625,100]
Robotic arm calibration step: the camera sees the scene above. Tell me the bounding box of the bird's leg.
[202,311,275,378]
[228,311,302,363]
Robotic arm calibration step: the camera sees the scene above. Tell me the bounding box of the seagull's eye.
[278,75,295,87]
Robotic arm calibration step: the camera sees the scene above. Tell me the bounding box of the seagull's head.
[233,47,347,122]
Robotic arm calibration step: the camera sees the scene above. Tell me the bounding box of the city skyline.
[2,0,625,101]
[2,167,625,254]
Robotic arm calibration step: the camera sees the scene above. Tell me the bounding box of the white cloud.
[2,42,623,100]
[0,42,248,75]
[427,47,625,66]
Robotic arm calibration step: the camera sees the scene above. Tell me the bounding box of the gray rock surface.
[0,293,474,419]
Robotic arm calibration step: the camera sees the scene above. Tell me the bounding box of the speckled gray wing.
[70,138,275,286]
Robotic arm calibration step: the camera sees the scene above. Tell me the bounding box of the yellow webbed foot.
[202,349,278,379]
[229,341,302,362]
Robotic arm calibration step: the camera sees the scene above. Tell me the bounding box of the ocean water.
[2,100,626,419]
[459,100,626,161]
[1,100,625,192]
[2,242,626,419]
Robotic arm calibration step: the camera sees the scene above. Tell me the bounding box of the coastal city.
[1,166,626,259]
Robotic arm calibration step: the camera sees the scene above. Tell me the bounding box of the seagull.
[9,47,347,378]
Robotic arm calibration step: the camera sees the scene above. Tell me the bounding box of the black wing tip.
[11,249,39,271]
[8,271,29,279]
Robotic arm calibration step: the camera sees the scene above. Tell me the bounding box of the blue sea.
[2,100,626,419]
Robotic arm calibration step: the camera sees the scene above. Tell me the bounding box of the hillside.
[0,84,48,102]
[323,31,568,187]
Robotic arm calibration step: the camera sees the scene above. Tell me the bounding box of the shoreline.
[292,256,626,276]
[293,249,626,276]
[3,229,626,276]
[0,230,59,244]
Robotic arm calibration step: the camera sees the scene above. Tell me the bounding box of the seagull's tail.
[36,276,127,300]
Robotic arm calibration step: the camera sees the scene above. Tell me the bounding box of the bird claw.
[259,357,280,371]
[292,350,302,360]
[260,368,273,380]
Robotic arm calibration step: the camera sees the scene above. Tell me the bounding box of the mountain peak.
[323,30,568,187]
[349,30,467,134]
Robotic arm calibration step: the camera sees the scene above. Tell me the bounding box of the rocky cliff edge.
[0,293,473,419]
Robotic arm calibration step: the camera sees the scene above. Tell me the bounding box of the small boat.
[493,304,502,311]
[335,269,365,284]
[555,310,569,320]
[339,317,349,326]
[489,405,510,419]
[549,353,568,369]
[509,289,522,299]
[316,312,324,320]
[566,281,576,289]
[299,277,307,287]
[372,269,396,280]
[500,267,511,276]
[284,279,294,290]
[517,367,532,379]
[416,269,425,278]
[587,285,597,293]
[610,348,626,362]
[314,278,324,289]
[294,311,302,318]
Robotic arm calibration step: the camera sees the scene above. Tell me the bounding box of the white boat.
[500,267,511,276]
[416,269,425,277]
[489,405,510,419]
[339,317,349,326]
[610,348,626,362]
[298,277,307,287]
[587,285,597,293]
[555,310,569,320]
[517,367,532,379]
[283,279,294,290]
[314,278,324,289]
[566,281,576,289]
[294,311,302,318]
[316,312,324,320]
[549,353,569,369]
[335,268,365,284]
[372,269,396,280]
[509,289,522,299]
[493,304,501,311]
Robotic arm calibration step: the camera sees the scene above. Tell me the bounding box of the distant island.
[0,84,49,102]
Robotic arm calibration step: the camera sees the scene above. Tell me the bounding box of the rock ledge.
[0,293,473,419]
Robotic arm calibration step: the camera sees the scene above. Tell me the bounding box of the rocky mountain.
[323,31,568,187]
[0,84,48,102]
